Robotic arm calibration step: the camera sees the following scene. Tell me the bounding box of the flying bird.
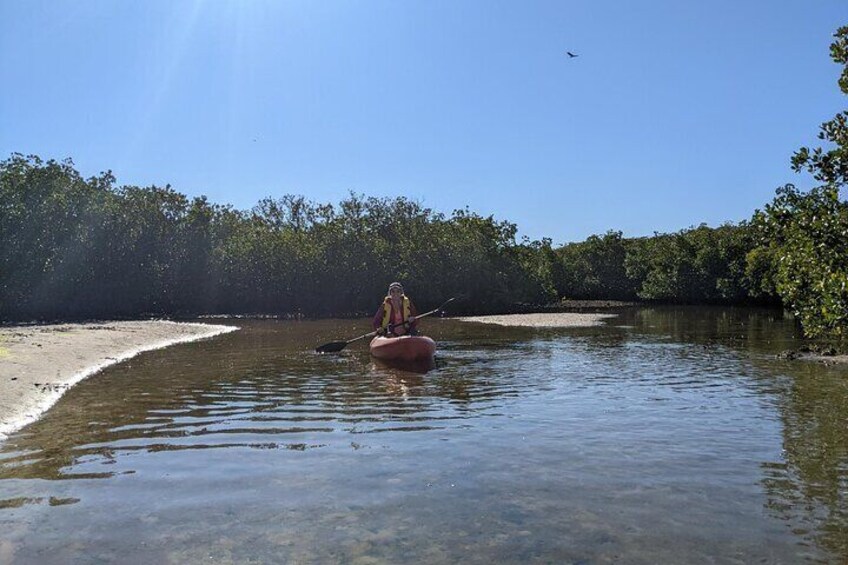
[566,51,578,58]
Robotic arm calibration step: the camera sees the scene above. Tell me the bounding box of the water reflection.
[760,360,848,556]
[630,306,848,557]
[371,356,436,375]
[629,305,801,353]
[0,310,846,562]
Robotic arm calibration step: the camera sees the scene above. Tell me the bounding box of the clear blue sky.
[1,1,845,243]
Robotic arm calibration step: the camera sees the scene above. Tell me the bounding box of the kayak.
[369,335,436,362]
[370,335,436,361]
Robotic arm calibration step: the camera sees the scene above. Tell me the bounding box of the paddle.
[315,297,456,353]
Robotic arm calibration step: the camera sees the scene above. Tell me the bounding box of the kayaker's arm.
[372,305,385,332]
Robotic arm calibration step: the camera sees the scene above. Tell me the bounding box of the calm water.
[1,307,847,563]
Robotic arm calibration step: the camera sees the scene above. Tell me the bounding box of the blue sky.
[1,1,846,243]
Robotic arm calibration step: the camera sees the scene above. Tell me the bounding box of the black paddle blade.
[315,341,348,354]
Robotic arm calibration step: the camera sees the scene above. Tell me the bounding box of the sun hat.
[388,282,403,293]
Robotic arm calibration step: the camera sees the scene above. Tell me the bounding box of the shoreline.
[0,320,238,440]
[777,348,848,365]
[457,312,618,327]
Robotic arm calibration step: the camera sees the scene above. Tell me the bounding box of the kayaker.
[373,282,419,337]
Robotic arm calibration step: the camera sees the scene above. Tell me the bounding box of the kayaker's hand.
[408,316,416,324]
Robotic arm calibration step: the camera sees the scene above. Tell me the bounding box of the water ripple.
[1,314,846,563]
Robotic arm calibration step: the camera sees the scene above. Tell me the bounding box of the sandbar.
[457,312,617,327]
[0,321,238,440]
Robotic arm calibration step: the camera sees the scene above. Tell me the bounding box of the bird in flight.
[566,51,578,58]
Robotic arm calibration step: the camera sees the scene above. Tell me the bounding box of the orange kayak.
[369,335,436,361]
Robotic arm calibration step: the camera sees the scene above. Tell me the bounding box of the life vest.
[381,295,411,330]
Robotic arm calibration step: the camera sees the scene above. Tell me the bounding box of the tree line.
[0,154,824,327]
[1,26,845,341]
[0,156,558,320]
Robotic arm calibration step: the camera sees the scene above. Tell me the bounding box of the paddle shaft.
[315,297,455,353]
[386,297,455,333]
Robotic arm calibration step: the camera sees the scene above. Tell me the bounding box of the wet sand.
[0,321,238,440]
[457,312,618,327]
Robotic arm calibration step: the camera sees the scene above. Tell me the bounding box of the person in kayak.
[373,282,419,337]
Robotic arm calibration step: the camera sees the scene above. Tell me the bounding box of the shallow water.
[1,307,847,563]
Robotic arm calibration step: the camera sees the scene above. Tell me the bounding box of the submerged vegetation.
[1,26,846,342]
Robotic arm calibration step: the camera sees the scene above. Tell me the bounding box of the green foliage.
[791,26,848,187]
[743,245,779,299]
[750,25,848,340]
[552,225,764,305]
[1,152,772,321]
[0,157,556,320]
[751,185,848,338]
[557,231,637,300]
[626,224,755,303]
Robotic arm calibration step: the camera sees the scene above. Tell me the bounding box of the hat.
[388,282,403,292]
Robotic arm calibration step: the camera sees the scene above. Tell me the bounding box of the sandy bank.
[457,312,617,327]
[0,321,238,440]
